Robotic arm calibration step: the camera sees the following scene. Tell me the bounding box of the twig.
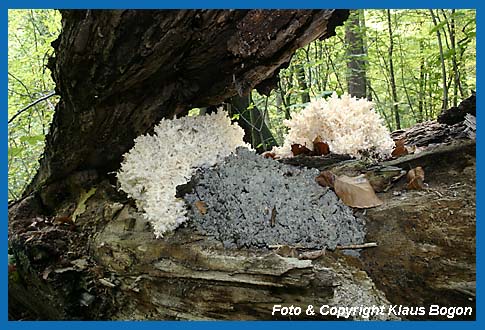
[8,91,56,124]
[8,72,32,97]
[336,242,378,250]
[268,244,305,249]
[270,206,277,227]
[269,242,378,251]
[298,248,326,260]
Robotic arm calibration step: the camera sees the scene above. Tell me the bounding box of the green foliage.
[253,9,476,135]
[8,10,61,200]
[188,108,201,116]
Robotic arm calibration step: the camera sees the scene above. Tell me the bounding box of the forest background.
[7,9,476,201]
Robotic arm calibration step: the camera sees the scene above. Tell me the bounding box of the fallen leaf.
[298,248,326,260]
[313,136,330,156]
[262,152,277,159]
[54,216,73,225]
[408,145,427,154]
[315,171,336,188]
[194,201,207,215]
[291,144,311,156]
[99,278,116,288]
[42,267,53,280]
[9,264,17,273]
[334,174,383,208]
[274,245,299,258]
[391,138,408,158]
[406,166,425,190]
[71,258,89,270]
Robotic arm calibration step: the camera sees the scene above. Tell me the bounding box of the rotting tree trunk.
[25,9,349,203]
[9,134,475,320]
[9,9,357,320]
[278,138,476,321]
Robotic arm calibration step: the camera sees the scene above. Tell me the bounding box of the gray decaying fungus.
[184,148,366,249]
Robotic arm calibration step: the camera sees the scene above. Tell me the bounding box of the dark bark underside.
[26,9,348,201]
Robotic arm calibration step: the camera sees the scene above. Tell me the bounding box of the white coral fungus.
[117,111,249,238]
[272,93,394,158]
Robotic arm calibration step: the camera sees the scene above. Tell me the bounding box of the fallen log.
[9,138,475,320]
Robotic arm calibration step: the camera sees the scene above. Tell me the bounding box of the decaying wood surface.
[9,137,475,320]
[9,183,393,320]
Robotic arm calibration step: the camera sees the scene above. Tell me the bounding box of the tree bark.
[227,95,278,152]
[9,136,475,320]
[430,9,449,110]
[345,10,367,99]
[295,63,311,104]
[443,9,461,106]
[386,10,400,130]
[25,9,349,202]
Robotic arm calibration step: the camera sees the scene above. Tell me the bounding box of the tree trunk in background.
[227,95,278,152]
[345,10,367,99]
[23,9,348,207]
[386,10,401,130]
[360,11,373,101]
[278,79,293,120]
[445,9,461,106]
[295,63,311,103]
[430,9,448,110]
[418,41,426,122]
[275,86,288,121]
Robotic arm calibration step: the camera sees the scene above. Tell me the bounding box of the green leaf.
[429,20,447,35]
[8,147,23,158]
[19,134,44,145]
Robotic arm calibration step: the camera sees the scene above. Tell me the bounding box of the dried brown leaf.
[262,151,277,159]
[406,166,425,190]
[313,136,330,156]
[54,216,74,225]
[194,201,207,215]
[298,248,326,260]
[291,144,311,156]
[391,138,409,158]
[408,145,427,154]
[334,174,383,208]
[275,245,299,258]
[42,267,53,280]
[8,264,17,273]
[394,138,406,147]
[315,170,335,188]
